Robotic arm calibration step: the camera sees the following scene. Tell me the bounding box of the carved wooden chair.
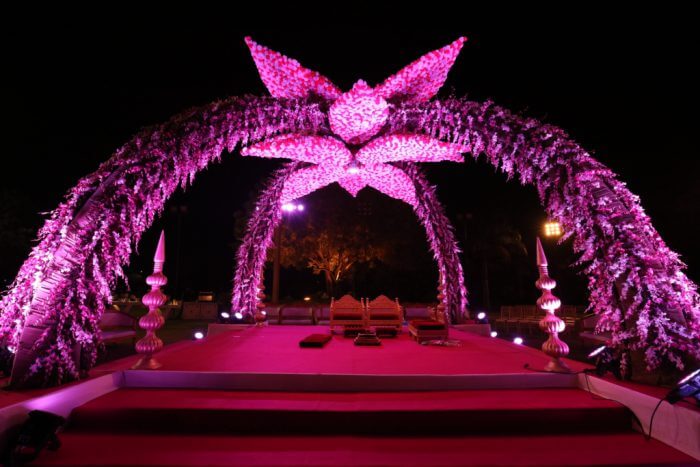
[366,295,403,331]
[329,295,366,333]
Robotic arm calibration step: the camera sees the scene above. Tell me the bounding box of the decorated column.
[132,231,167,370]
[535,237,571,372]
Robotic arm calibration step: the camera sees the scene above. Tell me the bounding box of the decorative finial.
[133,230,168,370]
[535,238,572,373]
[154,230,166,265]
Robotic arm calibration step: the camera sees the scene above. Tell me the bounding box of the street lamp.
[272,201,305,303]
[543,221,562,238]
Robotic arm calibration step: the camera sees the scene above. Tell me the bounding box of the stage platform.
[2,325,698,465]
[117,325,587,391]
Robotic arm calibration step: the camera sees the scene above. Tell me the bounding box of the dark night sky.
[3,5,698,303]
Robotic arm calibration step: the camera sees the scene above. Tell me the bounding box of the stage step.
[34,432,696,466]
[66,388,633,435]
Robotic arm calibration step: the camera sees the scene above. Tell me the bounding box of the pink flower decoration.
[247,36,466,104]
[245,37,341,100]
[376,37,467,103]
[242,134,465,207]
[328,80,389,144]
[243,37,469,208]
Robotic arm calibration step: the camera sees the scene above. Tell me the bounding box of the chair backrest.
[331,295,363,312]
[367,295,399,312]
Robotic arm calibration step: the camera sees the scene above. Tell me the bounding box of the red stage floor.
[101,325,590,375]
[6,325,698,465]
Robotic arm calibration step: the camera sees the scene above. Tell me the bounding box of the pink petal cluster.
[245,37,341,100]
[328,80,389,144]
[242,133,465,207]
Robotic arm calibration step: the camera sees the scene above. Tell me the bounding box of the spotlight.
[513,337,523,345]
[220,311,230,319]
[543,221,562,238]
[665,369,700,405]
[7,410,65,465]
[477,312,486,320]
[475,311,488,324]
[588,345,607,358]
[193,331,205,340]
[281,203,295,212]
[296,204,304,212]
[490,331,498,338]
[587,345,622,379]
[261,310,267,316]
[346,160,361,174]
[303,296,311,302]
[234,311,243,320]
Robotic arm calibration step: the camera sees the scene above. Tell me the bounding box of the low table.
[408,320,448,342]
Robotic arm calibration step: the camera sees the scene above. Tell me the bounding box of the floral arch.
[1,37,698,388]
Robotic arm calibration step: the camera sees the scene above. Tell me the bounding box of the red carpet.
[35,433,695,466]
[65,388,632,435]
[25,326,698,465]
[98,325,590,375]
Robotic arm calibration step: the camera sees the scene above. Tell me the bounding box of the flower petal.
[356,134,465,164]
[245,37,342,100]
[338,164,417,207]
[280,165,344,204]
[242,134,352,165]
[376,37,466,103]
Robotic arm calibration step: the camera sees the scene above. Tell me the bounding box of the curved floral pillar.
[230,162,469,323]
[230,162,302,317]
[1,37,698,388]
[387,99,700,373]
[403,163,469,322]
[0,98,326,387]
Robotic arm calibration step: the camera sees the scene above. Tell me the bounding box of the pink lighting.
[1,35,697,387]
[490,331,498,338]
[513,337,524,345]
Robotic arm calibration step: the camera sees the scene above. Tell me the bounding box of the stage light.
[6,410,65,465]
[543,221,562,238]
[346,160,361,174]
[220,311,230,319]
[588,345,607,358]
[261,310,267,316]
[477,312,486,320]
[490,331,498,338]
[193,331,205,340]
[303,296,311,302]
[234,311,243,320]
[665,369,700,405]
[587,345,622,379]
[513,337,523,345]
[296,204,304,211]
[281,203,295,212]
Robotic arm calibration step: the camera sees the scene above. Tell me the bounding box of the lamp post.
[272,202,305,304]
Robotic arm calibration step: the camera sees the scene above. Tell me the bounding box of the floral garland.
[388,98,700,373]
[0,97,326,386]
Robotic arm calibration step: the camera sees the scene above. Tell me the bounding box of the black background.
[3,4,698,306]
